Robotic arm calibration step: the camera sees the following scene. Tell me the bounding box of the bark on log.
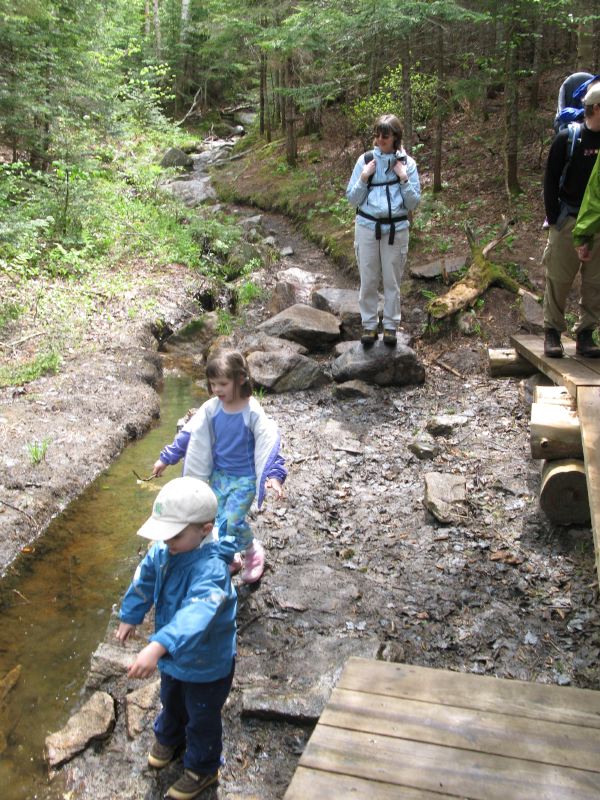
[540,459,590,525]
[530,401,582,460]
[427,222,521,320]
[488,348,537,377]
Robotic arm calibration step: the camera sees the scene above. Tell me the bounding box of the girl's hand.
[360,159,376,183]
[576,243,591,262]
[152,460,167,478]
[115,622,136,643]
[265,478,284,499]
[127,642,166,679]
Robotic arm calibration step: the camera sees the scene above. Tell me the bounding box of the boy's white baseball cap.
[137,476,218,541]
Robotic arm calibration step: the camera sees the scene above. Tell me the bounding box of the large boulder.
[270,267,327,314]
[331,337,425,387]
[257,304,340,350]
[160,147,194,168]
[240,332,308,356]
[247,350,330,393]
[311,288,362,340]
[162,175,216,207]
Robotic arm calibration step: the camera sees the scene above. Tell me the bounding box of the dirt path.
[51,211,600,799]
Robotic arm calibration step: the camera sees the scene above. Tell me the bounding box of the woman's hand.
[576,243,592,262]
[360,159,376,183]
[393,160,408,183]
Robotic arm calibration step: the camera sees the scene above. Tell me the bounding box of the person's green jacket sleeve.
[573,150,600,247]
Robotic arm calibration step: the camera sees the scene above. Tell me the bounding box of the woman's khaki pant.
[355,221,409,330]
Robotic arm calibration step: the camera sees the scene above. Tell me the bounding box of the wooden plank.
[337,659,600,729]
[488,348,538,377]
[533,385,574,406]
[320,687,600,772]
[284,766,455,800]
[511,334,600,397]
[577,386,600,586]
[298,724,600,800]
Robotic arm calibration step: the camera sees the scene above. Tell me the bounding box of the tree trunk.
[152,0,162,58]
[529,12,543,109]
[432,25,444,193]
[504,11,521,197]
[176,0,192,111]
[530,402,583,460]
[400,36,413,152]
[259,51,266,136]
[144,0,151,37]
[577,0,594,71]
[285,57,297,167]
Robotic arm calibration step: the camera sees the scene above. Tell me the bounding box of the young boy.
[116,476,237,800]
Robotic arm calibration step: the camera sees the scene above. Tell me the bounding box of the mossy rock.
[224,241,263,280]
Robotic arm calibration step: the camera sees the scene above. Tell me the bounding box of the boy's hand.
[128,642,167,679]
[152,460,168,478]
[265,477,284,499]
[115,622,136,643]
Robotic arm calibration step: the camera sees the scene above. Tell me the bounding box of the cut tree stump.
[540,459,590,525]
[530,400,582,460]
[427,222,526,320]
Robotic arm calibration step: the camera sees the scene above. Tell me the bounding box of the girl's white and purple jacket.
[158,396,287,508]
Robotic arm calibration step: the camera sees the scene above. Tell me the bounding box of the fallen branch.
[427,221,521,320]
[0,499,36,523]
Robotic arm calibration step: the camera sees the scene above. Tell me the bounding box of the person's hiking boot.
[576,328,600,358]
[241,539,265,584]
[229,552,243,576]
[166,769,218,800]
[360,328,378,346]
[148,739,177,769]
[382,328,397,346]
[544,328,564,358]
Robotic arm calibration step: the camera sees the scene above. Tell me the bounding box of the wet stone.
[257,304,340,350]
[426,414,469,436]
[45,691,115,768]
[332,379,375,399]
[408,434,440,460]
[125,679,160,739]
[424,472,467,523]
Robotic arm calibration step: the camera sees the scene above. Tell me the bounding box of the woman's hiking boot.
[360,328,378,346]
[383,328,397,346]
[241,539,265,584]
[166,769,218,799]
[148,739,178,768]
[544,328,564,358]
[576,328,600,357]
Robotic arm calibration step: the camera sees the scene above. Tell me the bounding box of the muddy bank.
[41,213,600,800]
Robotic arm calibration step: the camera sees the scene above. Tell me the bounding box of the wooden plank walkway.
[511,334,600,585]
[284,657,600,800]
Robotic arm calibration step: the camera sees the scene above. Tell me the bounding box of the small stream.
[0,363,206,800]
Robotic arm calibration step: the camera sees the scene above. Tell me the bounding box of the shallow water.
[0,368,206,800]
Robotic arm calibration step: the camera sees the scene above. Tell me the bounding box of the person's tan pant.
[355,221,409,330]
[542,216,600,333]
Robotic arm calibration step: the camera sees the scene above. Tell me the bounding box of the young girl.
[152,350,286,584]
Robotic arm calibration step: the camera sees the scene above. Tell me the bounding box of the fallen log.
[488,347,537,377]
[427,222,522,320]
[530,401,582,460]
[540,459,590,525]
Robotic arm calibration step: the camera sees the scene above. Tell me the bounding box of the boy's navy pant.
[154,660,235,775]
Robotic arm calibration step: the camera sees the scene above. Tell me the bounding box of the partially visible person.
[542,82,600,358]
[553,71,595,132]
[116,476,236,800]
[152,349,286,583]
[346,114,420,347]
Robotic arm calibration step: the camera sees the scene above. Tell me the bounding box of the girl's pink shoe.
[241,540,265,584]
[229,553,243,575]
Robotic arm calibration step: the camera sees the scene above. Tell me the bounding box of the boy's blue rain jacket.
[119,536,237,683]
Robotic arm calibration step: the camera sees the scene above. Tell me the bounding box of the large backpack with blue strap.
[559,121,583,190]
[356,150,408,245]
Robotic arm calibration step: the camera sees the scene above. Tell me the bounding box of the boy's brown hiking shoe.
[166,769,218,799]
[383,328,397,346]
[148,739,177,768]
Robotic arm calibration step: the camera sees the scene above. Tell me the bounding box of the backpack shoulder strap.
[560,122,583,190]
[363,150,374,164]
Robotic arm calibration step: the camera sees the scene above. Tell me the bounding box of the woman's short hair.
[206,349,253,398]
[373,114,403,150]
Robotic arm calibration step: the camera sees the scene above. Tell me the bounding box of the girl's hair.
[205,349,253,398]
[373,114,403,151]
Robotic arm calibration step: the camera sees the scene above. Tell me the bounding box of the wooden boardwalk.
[284,657,600,800]
[511,334,600,585]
